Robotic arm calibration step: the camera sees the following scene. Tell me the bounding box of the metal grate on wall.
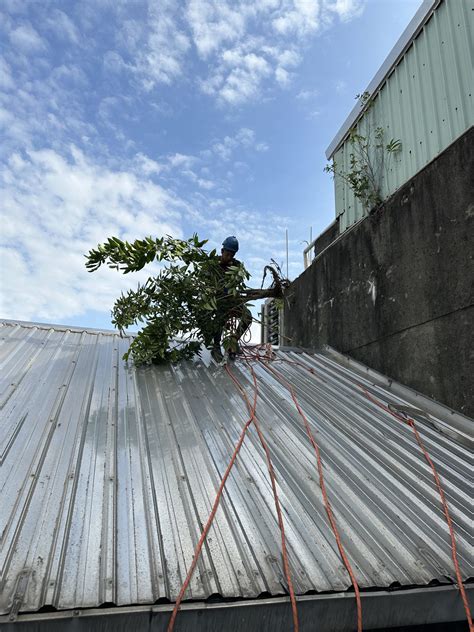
[261,299,281,345]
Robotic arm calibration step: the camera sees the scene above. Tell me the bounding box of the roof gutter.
[2,585,472,631]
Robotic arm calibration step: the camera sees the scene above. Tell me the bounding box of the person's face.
[221,248,235,264]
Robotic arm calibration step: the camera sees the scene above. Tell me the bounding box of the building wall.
[333,0,473,232]
[284,127,474,417]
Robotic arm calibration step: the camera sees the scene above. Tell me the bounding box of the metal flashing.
[1,585,472,631]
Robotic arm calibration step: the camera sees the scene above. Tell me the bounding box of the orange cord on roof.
[166,364,259,632]
[226,361,299,632]
[261,360,363,632]
[168,359,299,632]
[169,343,471,632]
[360,385,473,632]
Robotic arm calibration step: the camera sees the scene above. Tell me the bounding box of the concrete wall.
[284,127,474,417]
[314,218,339,256]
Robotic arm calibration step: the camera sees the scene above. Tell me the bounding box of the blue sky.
[0,0,423,334]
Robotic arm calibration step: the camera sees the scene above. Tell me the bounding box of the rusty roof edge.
[325,0,442,160]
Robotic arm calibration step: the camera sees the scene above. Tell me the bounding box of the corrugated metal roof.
[0,320,472,618]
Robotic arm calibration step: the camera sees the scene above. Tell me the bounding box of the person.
[211,236,252,362]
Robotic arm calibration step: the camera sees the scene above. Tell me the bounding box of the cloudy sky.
[0,0,423,333]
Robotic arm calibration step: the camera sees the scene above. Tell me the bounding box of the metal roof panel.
[0,320,472,617]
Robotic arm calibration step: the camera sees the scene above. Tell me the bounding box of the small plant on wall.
[325,92,402,211]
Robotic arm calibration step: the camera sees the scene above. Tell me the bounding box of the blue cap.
[222,236,239,253]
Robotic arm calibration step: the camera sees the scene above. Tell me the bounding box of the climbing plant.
[325,92,402,211]
[85,234,286,364]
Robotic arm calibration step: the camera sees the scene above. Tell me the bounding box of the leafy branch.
[325,92,402,211]
[85,234,287,364]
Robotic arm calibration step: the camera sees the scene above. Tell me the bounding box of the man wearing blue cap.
[211,236,252,362]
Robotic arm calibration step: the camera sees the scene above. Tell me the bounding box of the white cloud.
[167,153,197,168]
[135,152,164,176]
[43,9,80,44]
[0,1,311,329]
[211,127,267,160]
[0,39,97,163]
[275,66,291,87]
[0,58,15,90]
[277,49,301,67]
[296,87,321,118]
[103,50,127,73]
[326,0,365,21]
[197,178,215,190]
[112,0,365,106]
[50,63,88,87]
[235,127,256,146]
[204,45,273,105]
[9,23,46,52]
[0,146,184,322]
[185,0,247,58]
[115,19,144,54]
[133,4,190,89]
[181,169,216,190]
[1,0,27,14]
[193,0,364,105]
[0,140,298,324]
[296,88,319,100]
[307,109,321,119]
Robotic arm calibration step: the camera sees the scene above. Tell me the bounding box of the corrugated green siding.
[334,0,474,232]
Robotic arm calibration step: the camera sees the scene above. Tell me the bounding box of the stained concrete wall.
[284,127,474,417]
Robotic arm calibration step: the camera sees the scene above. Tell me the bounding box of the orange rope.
[360,386,473,632]
[241,344,326,381]
[226,362,300,632]
[166,366,259,632]
[168,344,470,632]
[261,360,363,632]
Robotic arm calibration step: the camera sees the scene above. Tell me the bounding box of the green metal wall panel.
[333,0,474,232]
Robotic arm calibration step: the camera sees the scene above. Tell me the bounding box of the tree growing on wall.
[325,92,402,211]
[85,234,287,364]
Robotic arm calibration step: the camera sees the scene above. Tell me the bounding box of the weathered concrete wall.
[314,218,339,255]
[284,127,474,417]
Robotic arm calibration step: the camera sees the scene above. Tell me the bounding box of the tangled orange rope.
[360,385,473,632]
